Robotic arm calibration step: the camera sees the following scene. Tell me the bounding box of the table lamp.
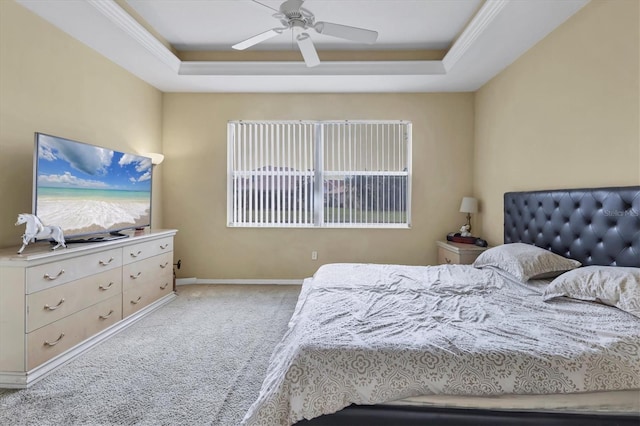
[459,197,478,232]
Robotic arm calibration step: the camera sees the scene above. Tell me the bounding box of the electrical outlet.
[311,251,318,260]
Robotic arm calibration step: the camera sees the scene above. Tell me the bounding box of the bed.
[242,186,640,426]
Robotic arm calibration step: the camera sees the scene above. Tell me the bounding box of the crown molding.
[86,0,181,72]
[15,0,589,92]
[78,0,507,77]
[84,0,448,78]
[443,0,510,71]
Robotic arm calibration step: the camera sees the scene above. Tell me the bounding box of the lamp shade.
[459,197,478,214]
[146,152,165,165]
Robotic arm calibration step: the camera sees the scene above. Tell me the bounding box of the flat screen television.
[33,132,152,242]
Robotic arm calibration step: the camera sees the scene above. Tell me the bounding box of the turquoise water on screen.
[38,187,150,202]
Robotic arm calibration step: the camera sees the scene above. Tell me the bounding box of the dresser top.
[0,229,177,266]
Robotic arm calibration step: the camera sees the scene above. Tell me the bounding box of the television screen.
[33,133,152,240]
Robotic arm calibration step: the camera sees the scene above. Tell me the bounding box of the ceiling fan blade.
[314,22,378,44]
[232,28,282,50]
[296,33,320,67]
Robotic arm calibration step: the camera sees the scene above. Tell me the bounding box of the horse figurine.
[15,213,66,254]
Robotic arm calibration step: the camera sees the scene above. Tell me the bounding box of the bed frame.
[301,186,640,426]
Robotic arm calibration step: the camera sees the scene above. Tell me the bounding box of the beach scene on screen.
[35,134,152,236]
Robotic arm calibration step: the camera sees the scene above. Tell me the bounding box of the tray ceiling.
[16,0,589,93]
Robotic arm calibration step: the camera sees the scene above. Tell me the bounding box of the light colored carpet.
[0,284,300,426]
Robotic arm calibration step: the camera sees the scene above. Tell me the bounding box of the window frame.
[227,120,412,229]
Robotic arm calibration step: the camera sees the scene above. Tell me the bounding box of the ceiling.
[126,0,483,51]
[16,0,589,93]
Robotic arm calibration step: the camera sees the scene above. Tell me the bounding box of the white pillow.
[473,243,581,282]
[542,266,640,318]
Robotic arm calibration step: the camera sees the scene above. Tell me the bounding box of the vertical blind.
[227,120,411,228]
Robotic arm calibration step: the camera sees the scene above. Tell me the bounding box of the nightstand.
[436,240,489,265]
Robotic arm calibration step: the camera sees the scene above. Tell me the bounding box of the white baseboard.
[176,278,303,286]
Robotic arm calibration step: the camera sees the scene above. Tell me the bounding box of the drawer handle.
[130,250,142,258]
[43,269,65,281]
[130,296,142,305]
[99,309,114,320]
[99,282,114,291]
[160,283,169,290]
[159,262,169,269]
[445,257,452,264]
[130,272,142,279]
[160,244,169,250]
[99,257,114,266]
[44,333,65,346]
[44,298,65,311]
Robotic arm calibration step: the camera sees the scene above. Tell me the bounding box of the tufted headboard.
[504,186,640,267]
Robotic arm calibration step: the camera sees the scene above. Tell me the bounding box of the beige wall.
[163,93,474,279]
[5,0,635,279]
[474,0,640,245]
[0,0,164,249]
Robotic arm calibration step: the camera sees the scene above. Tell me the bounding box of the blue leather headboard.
[504,186,640,267]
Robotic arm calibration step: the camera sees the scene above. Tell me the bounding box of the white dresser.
[0,229,177,388]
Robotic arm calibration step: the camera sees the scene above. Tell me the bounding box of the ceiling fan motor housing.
[278,0,314,28]
[280,0,305,15]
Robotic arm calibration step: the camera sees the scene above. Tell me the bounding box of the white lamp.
[459,197,478,232]
[146,152,165,166]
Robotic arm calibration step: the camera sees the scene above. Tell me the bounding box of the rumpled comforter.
[242,263,640,425]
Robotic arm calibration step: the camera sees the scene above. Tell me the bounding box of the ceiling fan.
[232,0,379,67]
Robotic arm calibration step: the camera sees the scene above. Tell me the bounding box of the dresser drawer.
[438,247,462,265]
[122,252,173,292]
[26,248,122,293]
[122,269,172,318]
[27,295,122,369]
[436,241,488,265]
[122,237,173,265]
[26,268,122,333]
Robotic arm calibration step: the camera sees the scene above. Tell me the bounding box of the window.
[227,120,411,228]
